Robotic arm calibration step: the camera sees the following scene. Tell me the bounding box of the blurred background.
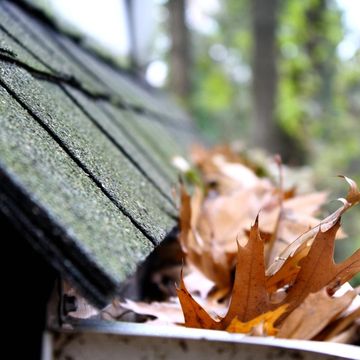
[28,0,360,282]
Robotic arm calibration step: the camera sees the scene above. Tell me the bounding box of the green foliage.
[277,0,343,144]
[189,0,252,142]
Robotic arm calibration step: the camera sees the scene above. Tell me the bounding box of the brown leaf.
[265,179,359,294]
[282,192,328,215]
[184,243,234,290]
[176,158,360,340]
[321,307,360,341]
[176,272,222,330]
[120,299,184,324]
[262,191,329,266]
[341,175,360,205]
[176,217,272,330]
[221,217,270,326]
[277,288,357,340]
[179,184,233,287]
[284,187,296,199]
[266,241,309,294]
[245,228,272,243]
[281,219,360,314]
[267,176,360,276]
[180,149,331,290]
[190,144,261,194]
[327,323,360,344]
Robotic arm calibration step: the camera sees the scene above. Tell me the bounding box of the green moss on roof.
[0,85,154,283]
[0,3,108,96]
[0,61,176,241]
[101,101,181,184]
[66,86,176,193]
[0,28,52,75]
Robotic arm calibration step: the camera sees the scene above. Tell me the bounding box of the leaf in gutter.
[321,307,360,341]
[282,219,360,314]
[177,217,272,330]
[267,176,360,277]
[177,271,222,330]
[266,241,309,294]
[221,216,270,326]
[277,288,357,340]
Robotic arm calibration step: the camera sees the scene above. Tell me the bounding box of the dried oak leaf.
[277,288,357,340]
[120,299,184,324]
[177,271,222,330]
[179,158,328,290]
[221,216,271,326]
[281,219,360,314]
[266,241,309,294]
[321,307,360,342]
[177,218,272,330]
[179,184,235,288]
[267,176,360,279]
[342,175,360,204]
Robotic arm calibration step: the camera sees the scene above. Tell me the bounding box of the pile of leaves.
[119,146,360,342]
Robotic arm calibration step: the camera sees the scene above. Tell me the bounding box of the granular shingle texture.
[0,1,195,307]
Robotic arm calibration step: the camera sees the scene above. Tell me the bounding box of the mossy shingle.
[1,2,195,127]
[0,85,155,306]
[64,85,177,201]
[101,102,182,183]
[54,32,185,120]
[0,1,198,307]
[0,62,176,242]
[0,2,109,96]
[0,27,52,75]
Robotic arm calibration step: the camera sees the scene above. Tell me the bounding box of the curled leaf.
[281,219,360,314]
[340,175,360,205]
[267,176,360,276]
[266,241,309,293]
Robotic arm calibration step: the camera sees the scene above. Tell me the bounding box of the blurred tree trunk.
[168,0,191,105]
[251,0,280,153]
[251,0,304,163]
[305,0,334,115]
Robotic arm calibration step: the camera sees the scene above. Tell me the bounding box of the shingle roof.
[0,1,194,307]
